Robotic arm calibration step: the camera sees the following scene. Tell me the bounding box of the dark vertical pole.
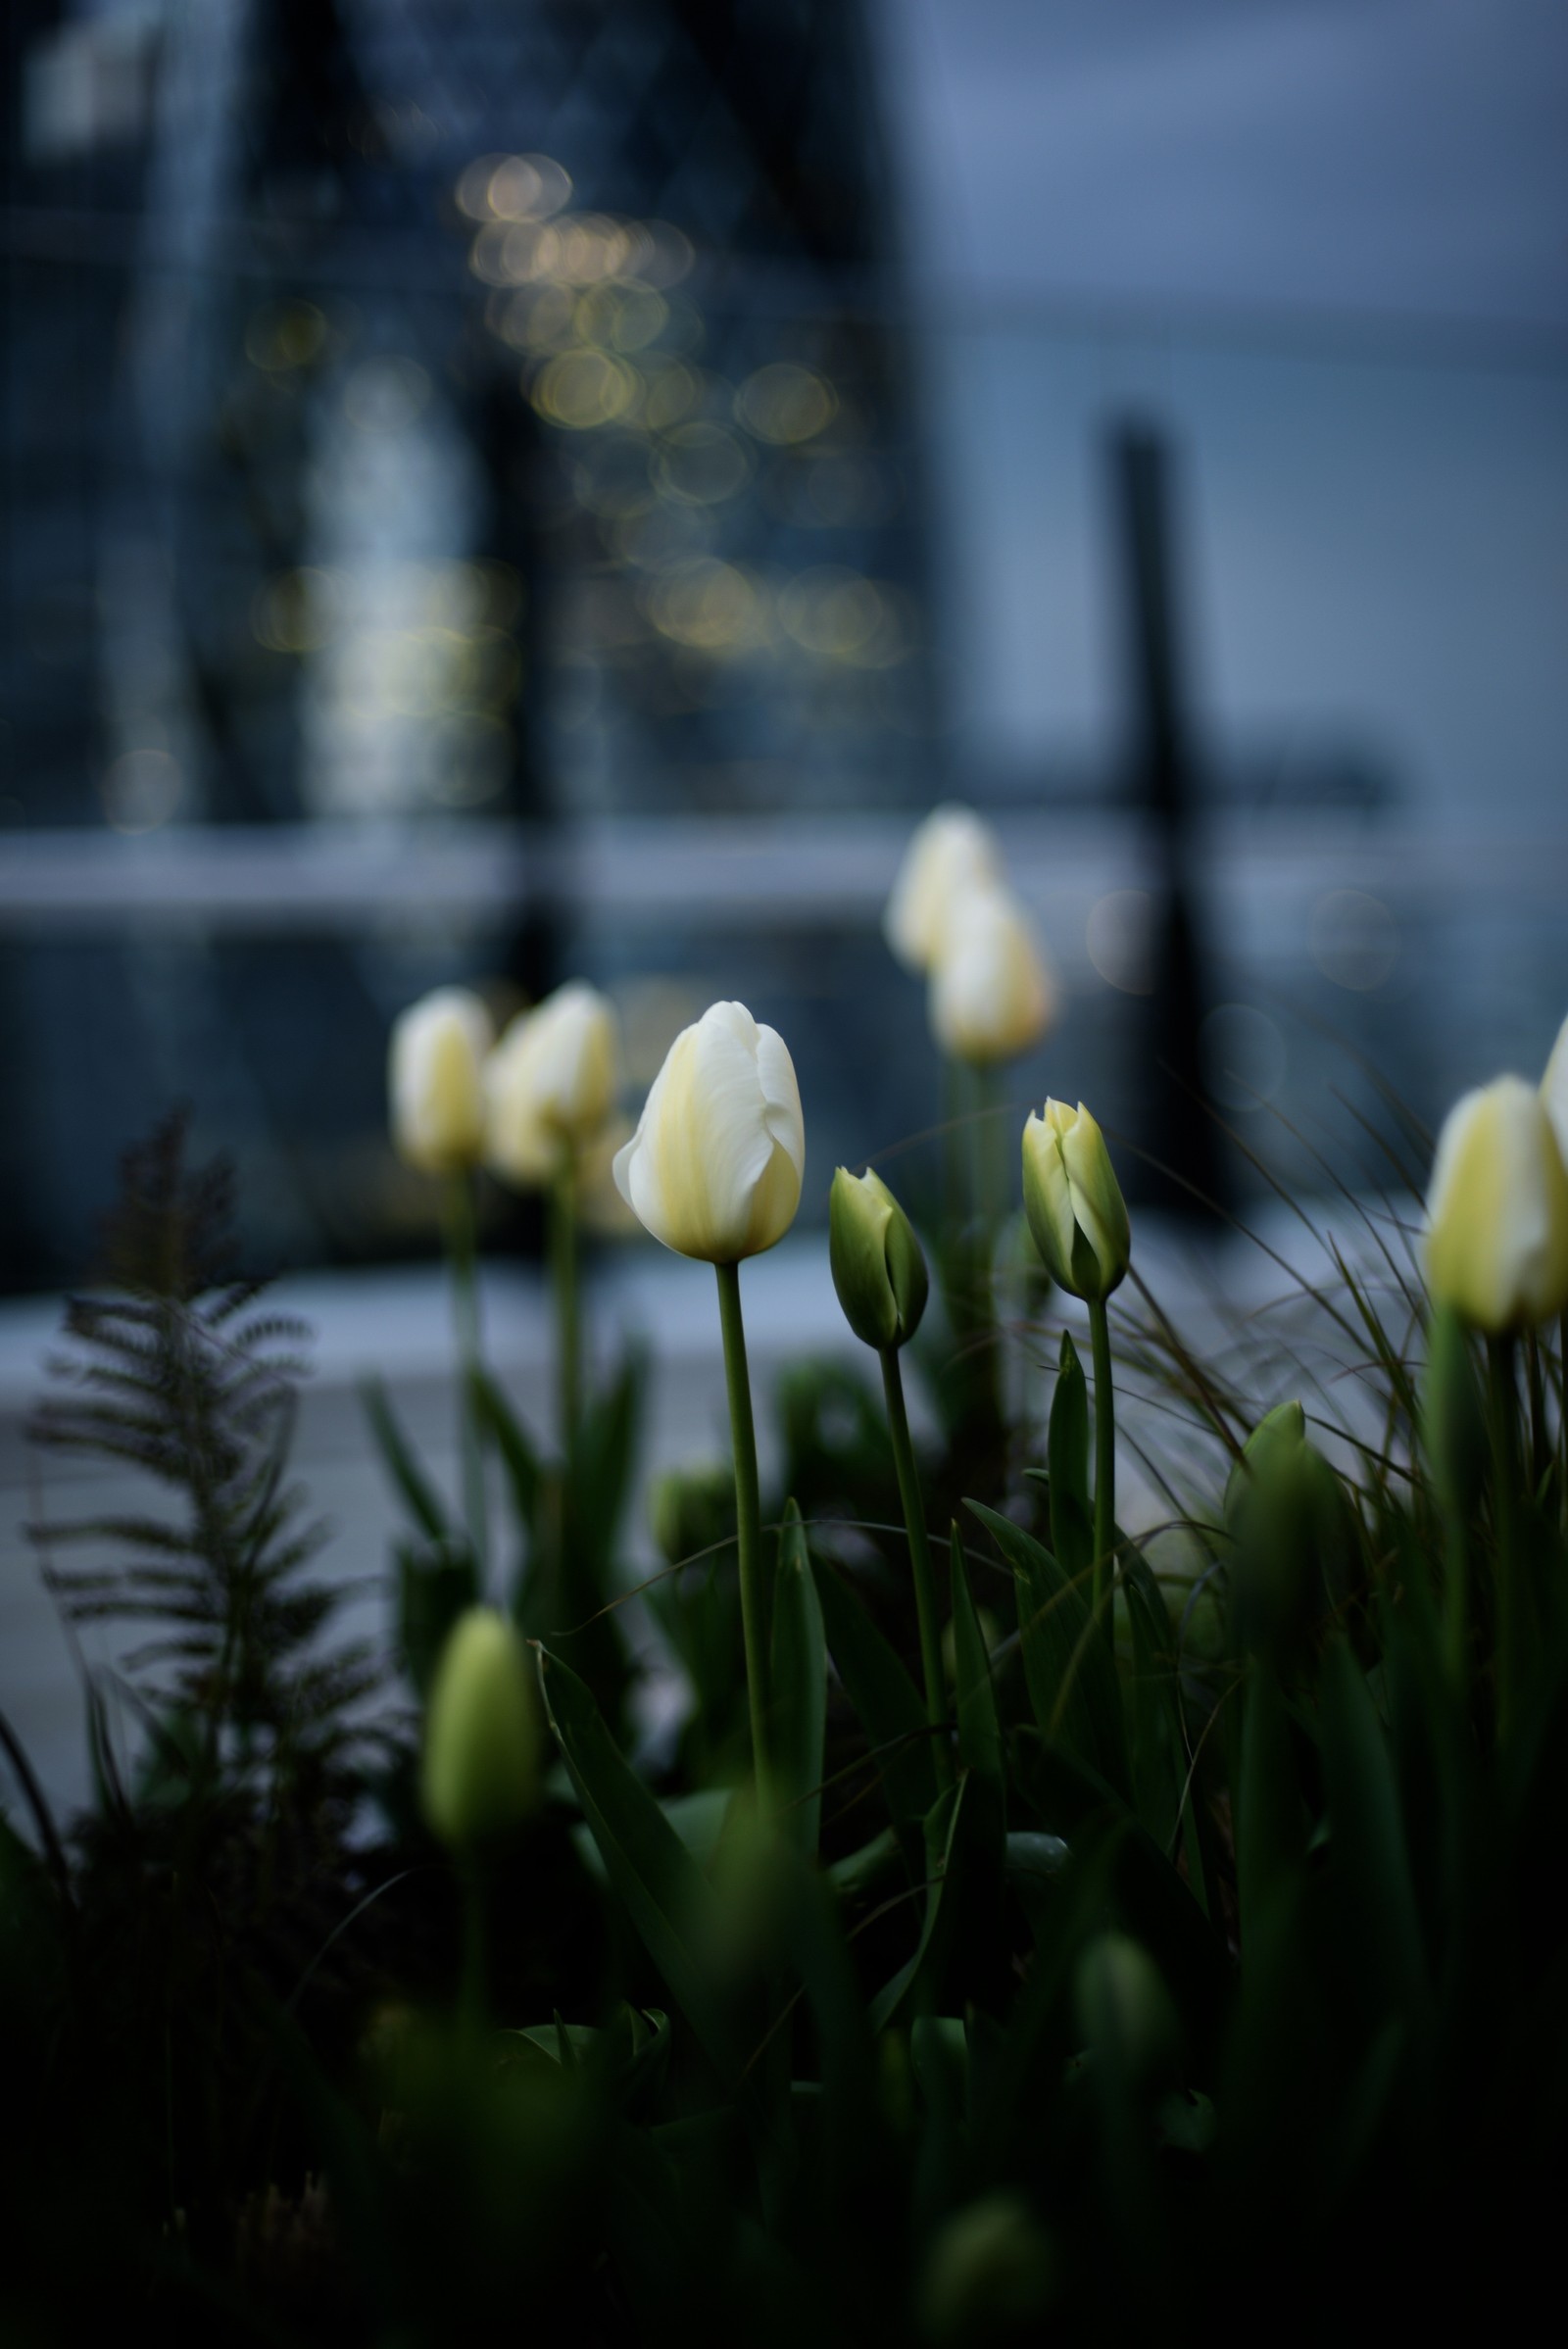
[1111,422,1226,1216]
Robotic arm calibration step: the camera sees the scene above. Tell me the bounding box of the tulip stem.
[551,1155,581,1466]
[1088,1297,1117,1626]
[445,1170,488,1580]
[715,1260,772,1812]
[1487,1334,1523,1739]
[458,1853,488,2042]
[881,1346,954,1791]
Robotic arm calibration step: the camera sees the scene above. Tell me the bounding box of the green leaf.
[571,1346,646,1574]
[362,1376,448,1542]
[950,1526,1003,1796]
[966,1501,1126,1794]
[1236,1663,1306,1955]
[467,1364,541,1536]
[1318,1639,1426,2018]
[810,1556,935,1833]
[536,1646,742,2082]
[770,1501,826,1858]
[1121,1550,1185,1852]
[1049,1330,1094,1588]
[870,1775,971,2031]
[396,1539,479,1700]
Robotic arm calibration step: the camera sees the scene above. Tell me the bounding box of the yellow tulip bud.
[484,982,617,1189]
[1021,1099,1131,1303]
[421,1609,542,1848]
[829,1166,929,1350]
[612,1001,804,1264]
[1424,1075,1568,1332]
[389,989,492,1175]
[928,882,1055,1066]
[883,802,1003,975]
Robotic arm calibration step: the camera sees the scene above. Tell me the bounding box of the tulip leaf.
[869,1774,970,2031]
[466,1364,541,1535]
[1318,1639,1426,2019]
[1048,1331,1094,1589]
[950,1525,1003,1795]
[572,1345,646,1574]
[536,1646,742,2083]
[810,1556,935,1834]
[362,1375,448,1542]
[1236,1662,1306,1955]
[395,1538,479,1699]
[1120,1547,1186,1853]
[770,1501,826,1858]
[966,1501,1127,1795]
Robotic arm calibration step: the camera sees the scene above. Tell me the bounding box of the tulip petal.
[614,1002,802,1261]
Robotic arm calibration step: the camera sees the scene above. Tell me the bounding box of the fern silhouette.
[28,1114,377,1786]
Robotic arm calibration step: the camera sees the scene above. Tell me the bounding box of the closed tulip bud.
[884,802,1003,974]
[1074,1931,1181,2088]
[1021,1099,1131,1303]
[389,989,492,1175]
[649,1459,735,1567]
[921,2194,1054,2344]
[1223,1398,1306,1531]
[421,1608,542,1849]
[1542,1010,1568,1164]
[484,982,617,1189]
[1424,1075,1568,1331]
[829,1166,929,1350]
[612,1000,805,1264]
[1226,1400,1356,1642]
[929,882,1055,1066]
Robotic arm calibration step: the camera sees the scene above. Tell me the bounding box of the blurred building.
[2,0,937,1286]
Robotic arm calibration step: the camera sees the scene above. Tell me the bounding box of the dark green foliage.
[6,1101,1568,2343]
[29,1115,377,1775]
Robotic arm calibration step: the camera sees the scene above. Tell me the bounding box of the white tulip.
[388,988,492,1174]
[929,882,1056,1065]
[1021,1097,1131,1303]
[1425,1075,1568,1332]
[612,1001,805,1263]
[884,803,1003,974]
[484,982,617,1189]
[1541,1011,1568,1164]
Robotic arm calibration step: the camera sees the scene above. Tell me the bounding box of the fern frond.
[29,1113,377,1795]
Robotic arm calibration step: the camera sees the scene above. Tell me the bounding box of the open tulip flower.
[884,802,1003,975]
[389,988,493,1175]
[613,1001,804,1811]
[928,881,1055,1067]
[484,982,617,1190]
[1425,1074,1568,1332]
[613,1000,804,1265]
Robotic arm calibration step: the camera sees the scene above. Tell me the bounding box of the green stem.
[551,1154,581,1467]
[715,1261,771,1811]
[1443,1513,1470,1699]
[459,1854,488,2042]
[445,1170,487,1580]
[1088,1297,1117,1629]
[1487,1334,1521,1739]
[881,1346,954,1792]
[1559,1312,1568,1538]
[942,1054,966,1248]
